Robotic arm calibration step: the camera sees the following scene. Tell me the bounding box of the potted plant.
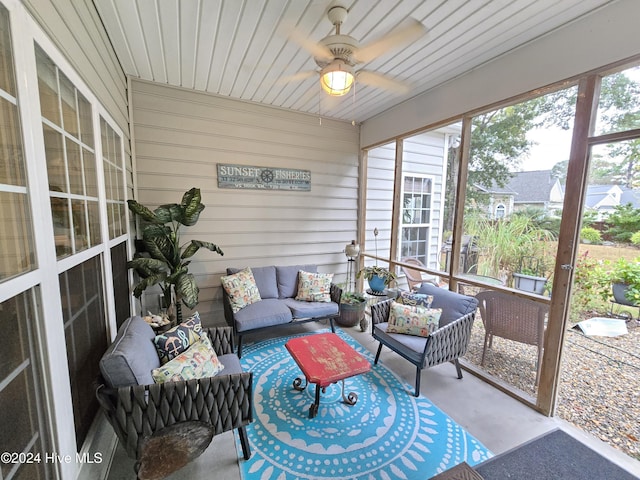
[512,256,549,295]
[610,257,640,306]
[127,187,224,323]
[357,265,397,293]
[337,291,367,328]
[356,227,397,293]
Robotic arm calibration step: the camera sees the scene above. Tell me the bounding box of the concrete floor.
[96,322,640,480]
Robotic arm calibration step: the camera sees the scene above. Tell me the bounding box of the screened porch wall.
[130,80,360,322]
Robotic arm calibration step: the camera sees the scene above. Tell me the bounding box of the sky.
[522,127,573,171]
[519,66,640,173]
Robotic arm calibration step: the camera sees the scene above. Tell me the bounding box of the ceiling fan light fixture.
[320,60,354,96]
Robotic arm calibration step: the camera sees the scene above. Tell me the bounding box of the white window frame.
[399,173,434,266]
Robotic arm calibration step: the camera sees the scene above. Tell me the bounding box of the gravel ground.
[463,317,640,461]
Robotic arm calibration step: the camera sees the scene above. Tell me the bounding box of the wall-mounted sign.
[217,164,311,191]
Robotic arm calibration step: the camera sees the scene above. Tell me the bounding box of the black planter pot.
[612,282,638,306]
[337,301,366,327]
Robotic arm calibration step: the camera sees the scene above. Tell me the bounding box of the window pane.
[83,148,97,197]
[0,290,51,479]
[35,45,60,126]
[87,200,101,246]
[72,199,88,252]
[60,257,107,450]
[51,195,71,258]
[77,92,93,147]
[59,72,78,138]
[0,192,35,281]
[0,5,15,96]
[0,97,25,186]
[594,66,640,136]
[43,125,66,192]
[66,137,82,195]
[111,242,131,328]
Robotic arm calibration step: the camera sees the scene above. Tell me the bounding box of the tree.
[443,70,640,232]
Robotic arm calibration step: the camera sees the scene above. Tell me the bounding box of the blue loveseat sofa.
[222,264,342,357]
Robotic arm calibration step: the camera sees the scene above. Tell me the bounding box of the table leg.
[341,379,358,405]
[293,376,307,391]
[310,384,321,418]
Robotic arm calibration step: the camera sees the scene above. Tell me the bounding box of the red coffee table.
[285,333,371,418]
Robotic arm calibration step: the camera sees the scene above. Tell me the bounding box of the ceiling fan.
[285,4,427,97]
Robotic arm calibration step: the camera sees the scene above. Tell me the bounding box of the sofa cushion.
[151,335,224,383]
[386,300,441,337]
[282,298,339,319]
[416,283,478,327]
[153,312,203,364]
[217,353,243,375]
[233,298,293,332]
[227,266,278,299]
[276,264,317,299]
[221,267,262,313]
[99,316,160,388]
[296,271,333,302]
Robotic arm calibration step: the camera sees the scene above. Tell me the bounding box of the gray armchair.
[96,316,253,477]
[370,283,478,396]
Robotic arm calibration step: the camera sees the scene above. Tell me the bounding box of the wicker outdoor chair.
[476,290,548,385]
[400,257,438,291]
[96,317,253,478]
[370,283,478,396]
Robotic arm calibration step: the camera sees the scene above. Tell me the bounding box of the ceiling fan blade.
[353,18,427,64]
[276,70,318,85]
[286,27,334,63]
[356,70,410,94]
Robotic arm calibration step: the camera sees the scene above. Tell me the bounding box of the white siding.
[402,132,447,269]
[131,80,360,322]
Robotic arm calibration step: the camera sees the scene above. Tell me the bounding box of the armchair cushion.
[221,267,262,313]
[282,297,340,318]
[99,316,160,388]
[416,283,478,327]
[151,335,224,383]
[386,301,441,337]
[153,312,203,364]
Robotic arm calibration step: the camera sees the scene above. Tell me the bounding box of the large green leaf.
[175,273,199,309]
[181,188,205,226]
[127,257,166,276]
[132,273,168,298]
[181,240,224,259]
[153,204,179,224]
[128,199,161,223]
[142,225,175,266]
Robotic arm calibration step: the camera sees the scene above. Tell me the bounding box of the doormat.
[234,328,492,479]
[475,429,638,480]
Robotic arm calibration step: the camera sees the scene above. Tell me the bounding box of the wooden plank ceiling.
[94,0,615,123]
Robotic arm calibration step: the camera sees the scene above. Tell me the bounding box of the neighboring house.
[585,184,640,219]
[475,170,564,219]
[585,184,625,219]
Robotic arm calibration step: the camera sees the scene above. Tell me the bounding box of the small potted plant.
[512,256,549,295]
[357,265,397,293]
[610,257,640,306]
[337,291,367,328]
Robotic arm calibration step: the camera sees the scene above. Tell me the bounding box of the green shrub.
[631,231,640,246]
[569,252,611,321]
[580,227,602,244]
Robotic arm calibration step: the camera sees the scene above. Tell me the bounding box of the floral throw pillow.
[220,267,262,313]
[295,271,334,302]
[151,334,224,384]
[386,300,442,337]
[153,312,203,364]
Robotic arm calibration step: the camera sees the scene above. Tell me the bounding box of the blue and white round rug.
[235,329,492,479]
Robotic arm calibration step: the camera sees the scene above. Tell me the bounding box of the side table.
[363,288,398,331]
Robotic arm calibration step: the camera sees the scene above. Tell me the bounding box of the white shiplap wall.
[131,80,360,323]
